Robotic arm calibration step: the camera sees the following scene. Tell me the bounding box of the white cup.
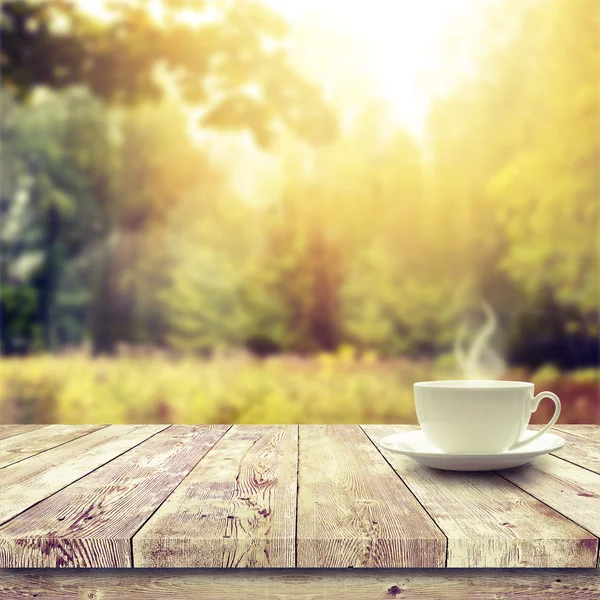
[414,380,561,454]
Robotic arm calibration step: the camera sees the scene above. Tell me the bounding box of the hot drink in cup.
[413,380,561,454]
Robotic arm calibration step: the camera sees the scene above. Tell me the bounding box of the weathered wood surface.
[363,425,598,568]
[497,454,600,568]
[134,425,297,568]
[0,425,167,527]
[530,424,600,474]
[0,425,106,469]
[2,569,600,600]
[551,430,600,475]
[0,425,46,442]
[0,425,229,568]
[296,424,446,568]
[0,424,599,570]
[556,425,600,443]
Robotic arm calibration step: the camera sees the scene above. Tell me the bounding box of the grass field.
[0,350,598,425]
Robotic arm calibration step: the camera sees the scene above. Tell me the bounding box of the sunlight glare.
[266,0,483,137]
[82,0,166,23]
[81,0,487,140]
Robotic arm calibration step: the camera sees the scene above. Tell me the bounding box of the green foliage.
[1,0,597,369]
[1,0,337,355]
[1,89,110,351]
[422,0,599,364]
[0,284,40,353]
[486,0,600,314]
[1,0,336,146]
[160,192,261,352]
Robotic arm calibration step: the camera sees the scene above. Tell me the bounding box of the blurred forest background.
[1,0,598,425]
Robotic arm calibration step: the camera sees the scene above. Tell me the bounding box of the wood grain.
[134,425,297,568]
[547,428,600,475]
[0,425,229,568]
[363,425,598,568]
[0,425,107,469]
[497,454,600,567]
[0,425,47,442]
[2,569,600,600]
[555,425,600,444]
[296,425,446,568]
[0,425,166,527]
[2,423,600,572]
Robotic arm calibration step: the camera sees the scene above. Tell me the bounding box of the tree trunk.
[89,229,137,356]
[38,203,60,350]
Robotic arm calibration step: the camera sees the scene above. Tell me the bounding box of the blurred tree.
[339,120,469,355]
[159,180,294,355]
[1,89,110,352]
[0,88,223,354]
[87,100,218,353]
[158,178,258,353]
[488,0,600,313]
[491,0,600,367]
[1,0,337,354]
[1,0,335,147]
[2,0,597,366]
[262,174,346,352]
[258,104,459,355]
[425,0,599,367]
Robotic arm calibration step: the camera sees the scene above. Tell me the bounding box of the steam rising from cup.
[454,302,506,380]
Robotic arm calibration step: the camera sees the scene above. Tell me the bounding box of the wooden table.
[0,424,599,599]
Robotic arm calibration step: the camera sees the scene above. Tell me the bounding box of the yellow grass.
[0,351,598,425]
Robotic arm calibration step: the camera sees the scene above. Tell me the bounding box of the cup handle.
[509,391,561,450]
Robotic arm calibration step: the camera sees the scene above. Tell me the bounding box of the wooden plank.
[0,425,166,527]
[0,425,47,442]
[555,425,600,443]
[546,428,600,475]
[296,424,446,568]
[0,425,107,469]
[497,454,600,567]
[363,425,598,568]
[0,425,230,568]
[2,569,600,600]
[134,425,297,568]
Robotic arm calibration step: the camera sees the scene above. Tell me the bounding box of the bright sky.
[266,0,480,138]
[225,0,485,201]
[83,0,483,138]
[81,0,487,201]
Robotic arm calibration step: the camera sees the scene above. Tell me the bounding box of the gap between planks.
[0,425,171,529]
[0,425,230,568]
[128,424,233,568]
[362,425,599,568]
[357,424,450,567]
[1,568,600,600]
[294,424,300,569]
[296,425,447,568]
[531,425,600,476]
[0,424,109,469]
[554,426,600,443]
[492,466,600,569]
[0,425,48,442]
[133,425,297,568]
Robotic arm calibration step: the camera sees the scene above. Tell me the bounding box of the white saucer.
[378,429,565,471]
